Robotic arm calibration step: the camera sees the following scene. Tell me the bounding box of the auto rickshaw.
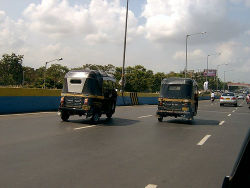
[156,77,198,122]
[58,70,117,123]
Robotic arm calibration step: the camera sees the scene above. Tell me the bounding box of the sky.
[0,0,250,83]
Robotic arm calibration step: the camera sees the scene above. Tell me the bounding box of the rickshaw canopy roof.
[65,70,116,82]
[161,77,197,86]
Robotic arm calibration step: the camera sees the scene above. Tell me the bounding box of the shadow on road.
[63,117,139,126]
[221,104,243,107]
[165,118,220,126]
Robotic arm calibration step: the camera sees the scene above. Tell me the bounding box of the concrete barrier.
[0,88,217,114]
[0,96,60,114]
[0,88,61,114]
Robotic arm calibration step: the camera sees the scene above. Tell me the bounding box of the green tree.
[152,72,166,92]
[124,65,153,92]
[0,53,24,86]
[33,67,45,88]
[46,64,69,89]
[22,66,36,87]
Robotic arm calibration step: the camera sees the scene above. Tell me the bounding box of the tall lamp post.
[43,58,63,89]
[216,63,228,92]
[121,0,129,94]
[185,31,206,78]
[223,70,233,92]
[22,69,25,86]
[206,52,221,82]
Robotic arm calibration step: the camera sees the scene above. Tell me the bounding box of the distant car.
[237,94,244,100]
[220,93,238,107]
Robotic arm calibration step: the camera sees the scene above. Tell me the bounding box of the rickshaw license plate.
[182,107,188,111]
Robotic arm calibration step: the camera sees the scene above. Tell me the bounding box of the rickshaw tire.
[106,102,115,119]
[61,111,69,121]
[111,102,116,113]
[158,117,163,122]
[189,116,194,121]
[91,113,100,124]
[106,113,112,119]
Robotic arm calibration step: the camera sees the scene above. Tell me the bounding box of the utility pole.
[121,0,129,96]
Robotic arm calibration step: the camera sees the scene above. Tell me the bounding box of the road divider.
[130,92,139,105]
[0,88,223,115]
[197,135,211,146]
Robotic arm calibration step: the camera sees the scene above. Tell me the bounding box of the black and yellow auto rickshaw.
[58,70,117,123]
[156,77,198,122]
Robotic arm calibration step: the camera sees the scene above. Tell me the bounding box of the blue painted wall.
[116,96,131,106]
[138,97,158,105]
[0,96,60,114]
[0,96,216,114]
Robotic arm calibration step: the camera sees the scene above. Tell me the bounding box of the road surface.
[0,100,249,188]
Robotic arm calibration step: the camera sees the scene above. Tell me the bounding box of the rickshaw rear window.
[169,85,181,91]
[70,79,82,84]
[160,84,192,99]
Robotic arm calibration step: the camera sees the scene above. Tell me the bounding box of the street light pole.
[206,55,209,82]
[185,32,206,78]
[22,70,25,86]
[223,70,233,92]
[185,35,188,78]
[121,0,129,94]
[206,52,221,82]
[223,71,226,92]
[43,58,63,89]
[216,63,228,92]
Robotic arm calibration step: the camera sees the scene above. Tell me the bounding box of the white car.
[220,93,238,107]
[237,95,244,100]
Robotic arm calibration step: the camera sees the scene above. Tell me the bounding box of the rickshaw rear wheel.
[188,114,194,121]
[61,111,69,121]
[106,113,112,119]
[106,102,115,120]
[158,116,163,122]
[91,113,100,124]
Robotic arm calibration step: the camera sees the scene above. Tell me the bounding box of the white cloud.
[245,30,250,35]
[244,46,250,52]
[0,0,250,83]
[0,12,27,56]
[173,49,205,61]
[22,0,139,44]
[140,0,243,43]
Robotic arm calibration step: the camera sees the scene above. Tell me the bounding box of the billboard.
[203,69,217,77]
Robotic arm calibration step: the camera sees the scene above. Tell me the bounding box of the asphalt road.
[0,99,249,188]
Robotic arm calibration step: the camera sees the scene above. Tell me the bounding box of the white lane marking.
[236,108,238,110]
[145,184,157,188]
[219,121,225,126]
[0,111,56,117]
[232,110,235,113]
[197,135,211,146]
[74,125,96,130]
[228,114,231,117]
[198,110,228,114]
[138,115,153,118]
